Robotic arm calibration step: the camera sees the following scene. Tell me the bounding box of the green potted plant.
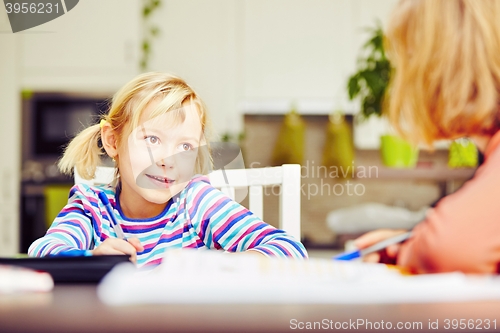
[347,22,418,168]
[140,0,162,71]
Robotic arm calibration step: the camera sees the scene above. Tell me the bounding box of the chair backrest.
[208,164,301,240]
[74,167,116,186]
[74,164,301,240]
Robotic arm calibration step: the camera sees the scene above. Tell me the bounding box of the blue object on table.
[54,249,92,257]
[333,231,412,261]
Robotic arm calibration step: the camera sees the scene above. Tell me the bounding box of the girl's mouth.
[145,174,175,188]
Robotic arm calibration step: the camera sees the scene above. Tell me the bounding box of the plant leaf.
[150,26,160,36]
[347,75,361,100]
[142,40,151,52]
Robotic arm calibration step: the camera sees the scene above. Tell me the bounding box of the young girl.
[355,0,500,274]
[28,72,307,268]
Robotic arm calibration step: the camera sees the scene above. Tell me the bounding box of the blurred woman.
[355,0,500,274]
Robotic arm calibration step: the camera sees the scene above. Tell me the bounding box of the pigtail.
[58,123,103,180]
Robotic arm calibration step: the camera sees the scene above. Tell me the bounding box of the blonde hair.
[58,72,212,180]
[385,0,500,145]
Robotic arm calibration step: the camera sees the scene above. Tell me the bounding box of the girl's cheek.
[126,146,152,177]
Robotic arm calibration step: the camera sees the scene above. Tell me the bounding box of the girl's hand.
[353,229,408,264]
[91,237,144,264]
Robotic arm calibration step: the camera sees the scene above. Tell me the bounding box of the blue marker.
[98,192,126,240]
[333,231,412,261]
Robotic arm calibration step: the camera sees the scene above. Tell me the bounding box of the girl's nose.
[156,155,175,168]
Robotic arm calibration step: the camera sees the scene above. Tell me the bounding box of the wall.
[0,9,20,255]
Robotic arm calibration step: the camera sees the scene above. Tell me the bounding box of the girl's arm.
[28,184,98,257]
[186,177,308,259]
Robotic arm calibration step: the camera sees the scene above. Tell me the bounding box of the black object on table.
[0,255,130,284]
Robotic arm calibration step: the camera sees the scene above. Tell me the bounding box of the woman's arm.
[397,158,500,274]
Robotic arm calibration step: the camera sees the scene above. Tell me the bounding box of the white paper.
[0,265,54,294]
[97,249,500,305]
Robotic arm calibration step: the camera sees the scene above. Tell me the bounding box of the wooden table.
[1,284,500,332]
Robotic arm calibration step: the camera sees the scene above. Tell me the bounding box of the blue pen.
[98,192,126,240]
[333,231,412,261]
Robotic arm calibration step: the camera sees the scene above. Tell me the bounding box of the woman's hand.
[353,229,408,264]
[91,237,144,264]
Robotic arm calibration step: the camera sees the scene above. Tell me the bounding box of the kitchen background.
[0,0,476,255]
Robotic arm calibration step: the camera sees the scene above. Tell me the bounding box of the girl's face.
[117,100,204,217]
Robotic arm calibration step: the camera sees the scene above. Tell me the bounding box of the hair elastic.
[100,119,107,128]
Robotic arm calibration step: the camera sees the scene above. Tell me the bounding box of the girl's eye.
[145,136,160,145]
[180,143,193,151]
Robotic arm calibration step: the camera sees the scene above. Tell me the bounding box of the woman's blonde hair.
[385,0,500,145]
[58,72,212,180]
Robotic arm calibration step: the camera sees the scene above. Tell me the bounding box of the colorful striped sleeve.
[28,184,98,257]
[186,177,308,259]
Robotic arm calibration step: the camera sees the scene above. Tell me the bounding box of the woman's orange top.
[398,131,500,274]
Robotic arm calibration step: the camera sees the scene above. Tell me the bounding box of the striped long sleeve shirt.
[28,175,307,268]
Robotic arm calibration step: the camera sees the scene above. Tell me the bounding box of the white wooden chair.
[208,164,301,240]
[74,164,301,240]
[74,167,116,186]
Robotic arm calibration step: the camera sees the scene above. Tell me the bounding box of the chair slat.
[249,185,263,219]
[279,165,301,240]
[209,164,301,240]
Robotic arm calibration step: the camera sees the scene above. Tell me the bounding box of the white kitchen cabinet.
[240,0,399,145]
[20,0,140,92]
[147,0,399,135]
[149,0,242,134]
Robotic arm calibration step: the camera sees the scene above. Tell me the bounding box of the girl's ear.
[101,122,118,159]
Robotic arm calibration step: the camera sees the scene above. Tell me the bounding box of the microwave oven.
[22,92,109,159]
[21,92,110,181]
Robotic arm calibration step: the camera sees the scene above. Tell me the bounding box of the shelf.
[355,165,476,181]
[239,99,358,116]
[354,150,476,182]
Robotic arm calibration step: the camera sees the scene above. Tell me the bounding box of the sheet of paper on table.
[0,265,54,294]
[97,249,500,305]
